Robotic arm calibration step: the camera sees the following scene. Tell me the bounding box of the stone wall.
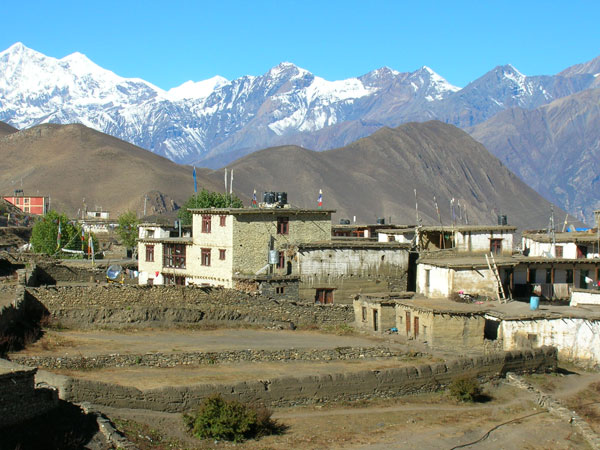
[38,347,557,413]
[26,285,353,328]
[12,346,414,370]
[0,359,58,427]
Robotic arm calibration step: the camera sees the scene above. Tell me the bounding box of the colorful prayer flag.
[252,189,257,208]
[318,189,323,209]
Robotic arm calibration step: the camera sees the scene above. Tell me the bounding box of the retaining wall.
[37,347,557,413]
[0,359,58,428]
[26,285,353,328]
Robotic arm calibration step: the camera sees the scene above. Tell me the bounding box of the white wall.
[522,237,600,259]
[378,232,414,244]
[416,264,451,298]
[500,318,600,367]
[571,290,600,306]
[454,231,513,254]
[299,248,408,279]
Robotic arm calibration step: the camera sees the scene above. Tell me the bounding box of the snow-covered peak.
[167,76,229,101]
[419,66,461,92]
[267,62,310,79]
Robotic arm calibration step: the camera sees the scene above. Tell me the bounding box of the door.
[315,288,334,304]
[414,316,419,338]
[373,309,378,331]
[405,311,411,334]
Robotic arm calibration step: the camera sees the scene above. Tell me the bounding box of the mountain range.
[0,119,569,231]
[0,43,598,222]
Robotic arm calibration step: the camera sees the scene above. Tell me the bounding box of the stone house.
[522,230,600,259]
[417,225,516,254]
[137,208,332,289]
[416,253,600,300]
[291,241,411,304]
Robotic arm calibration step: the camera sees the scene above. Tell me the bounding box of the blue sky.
[2,0,599,89]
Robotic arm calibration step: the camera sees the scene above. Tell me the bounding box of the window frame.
[219,249,226,260]
[163,243,186,269]
[276,251,285,269]
[201,215,212,233]
[201,248,211,266]
[219,215,227,227]
[277,216,289,235]
[145,244,154,262]
[490,238,503,255]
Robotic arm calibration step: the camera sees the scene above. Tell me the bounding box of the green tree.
[178,189,243,225]
[117,211,139,257]
[30,210,91,257]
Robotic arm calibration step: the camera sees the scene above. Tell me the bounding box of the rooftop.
[417,253,600,268]
[189,207,335,215]
[360,295,600,321]
[296,240,411,250]
[523,231,600,244]
[137,237,193,244]
[420,225,517,232]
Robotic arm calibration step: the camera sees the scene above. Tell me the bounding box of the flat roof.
[360,296,600,321]
[420,225,517,232]
[297,240,411,250]
[137,237,193,244]
[189,208,335,215]
[523,231,600,244]
[332,224,415,229]
[0,358,36,377]
[418,253,600,269]
[418,254,518,269]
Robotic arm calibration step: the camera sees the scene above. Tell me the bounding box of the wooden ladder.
[486,253,508,303]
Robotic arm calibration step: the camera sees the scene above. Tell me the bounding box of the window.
[145,245,154,262]
[277,217,289,235]
[146,229,155,238]
[362,306,367,322]
[566,269,573,284]
[164,274,185,285]
[276,251,285,269]
[163,244,186,268]
[202,215,212,233]
[490,239,502,255]
[219,215,227,227]
[577,245,587,259]
[276,286,285,294]
[201,248,211,266]
[219,249,226,260]
[555,245,563,258]
[545,268,552,284]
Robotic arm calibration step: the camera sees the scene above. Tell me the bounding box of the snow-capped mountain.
[0,42,597,167]
[0,43,461,164]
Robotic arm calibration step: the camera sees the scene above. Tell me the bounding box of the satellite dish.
[106,265,123,281]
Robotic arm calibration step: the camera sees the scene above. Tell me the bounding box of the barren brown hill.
[0,121,17,137]
[208,121,570,230]
[0,123,220,216]
[469,88,600,224]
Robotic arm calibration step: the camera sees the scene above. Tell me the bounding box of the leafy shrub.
[449,375,482,402]
[184,394,284,442]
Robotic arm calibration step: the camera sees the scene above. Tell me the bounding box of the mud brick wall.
[38,347,557,413]
[0,359,58,427]
[26,285,353,328]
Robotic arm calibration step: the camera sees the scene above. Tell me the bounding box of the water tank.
[339,218,351,225]
[497,215,508,226]
[263,192,276,204]
[268,250,279,265]
[376,218,385,225]
[276,192,288,206]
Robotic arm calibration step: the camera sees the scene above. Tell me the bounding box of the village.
[1,189,600,448]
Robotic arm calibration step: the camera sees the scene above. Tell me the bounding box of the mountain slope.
[469,88,600,224]
[0,123,219,215]
[204,121,568,230]
[0,121,17,136]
